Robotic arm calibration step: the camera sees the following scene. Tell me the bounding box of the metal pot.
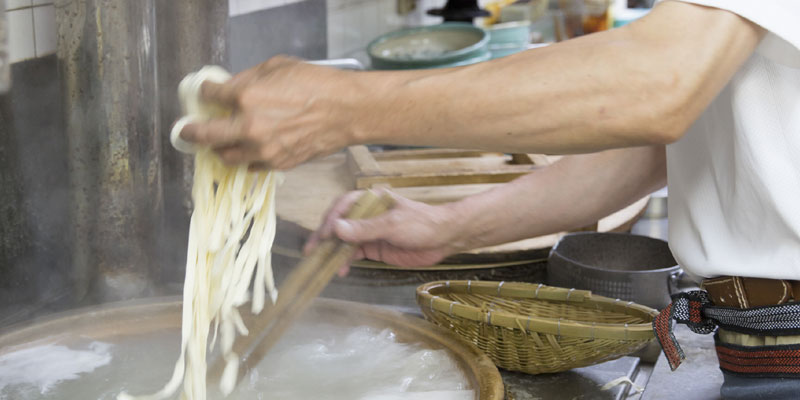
[0,297,504,399]
[547,232,685,310]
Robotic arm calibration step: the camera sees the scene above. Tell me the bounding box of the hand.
[304,191,467,274]
[178,56,363,170]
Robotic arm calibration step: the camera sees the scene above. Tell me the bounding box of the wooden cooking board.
[275,146,649,264]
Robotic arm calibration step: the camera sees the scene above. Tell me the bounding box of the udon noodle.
[118,66,280,400]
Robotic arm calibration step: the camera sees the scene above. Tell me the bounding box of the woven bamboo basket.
[416,280,658,374]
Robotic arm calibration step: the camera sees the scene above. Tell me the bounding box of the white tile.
[5,0,31,11]
[32,4,55,56]
[31,0,50,6]
[7,8,35,63]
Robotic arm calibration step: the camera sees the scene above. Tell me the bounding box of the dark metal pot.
[547,232,684,310]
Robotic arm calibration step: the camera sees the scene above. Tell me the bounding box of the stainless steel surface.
[503,356,642,400]
[57,0,164,302]
[154,0,229,285]
[0,297,503,400]
[547,232,679,310]
[0,9,9,93]
[1,0,335,321]
[641,325,722,400]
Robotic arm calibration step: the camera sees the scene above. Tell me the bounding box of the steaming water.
[0,322,473,400]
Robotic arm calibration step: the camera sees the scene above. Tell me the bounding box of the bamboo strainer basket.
[416,280,658,374]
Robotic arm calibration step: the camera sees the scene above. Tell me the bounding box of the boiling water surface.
[0,322,473,400]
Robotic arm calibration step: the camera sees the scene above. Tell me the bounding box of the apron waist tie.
[653,290,800,371]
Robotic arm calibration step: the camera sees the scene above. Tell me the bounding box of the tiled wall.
[4,0,56,63]
[327,0,447,60]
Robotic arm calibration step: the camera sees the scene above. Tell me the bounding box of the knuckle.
[258,146,275,160]
[387,212,402,226]
[238,116,258,141]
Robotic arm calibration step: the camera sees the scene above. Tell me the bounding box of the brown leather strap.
[702,276,800,308]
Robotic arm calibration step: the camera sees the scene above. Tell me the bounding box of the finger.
[361,242,382,262]
[376,187,415,209]
[215,145,251,165]
[248,162,270,172]
[320,191,364,239]
[306,191,365,255]
[180,118,244,147]
[215,144,269,167]
[200,81,240,108]
[303,190,362,254]
[334,212,397,244]
[339,251,364,278]
[352,248,365,261]
[303,232,321,256]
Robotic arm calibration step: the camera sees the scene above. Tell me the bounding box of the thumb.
[334,214,395,243]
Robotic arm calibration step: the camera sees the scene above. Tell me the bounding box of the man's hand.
[304,190,467,274]
[178,56,363,170]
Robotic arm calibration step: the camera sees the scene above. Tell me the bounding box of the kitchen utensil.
[208,190,394,392]
[547,232,685,310]
[276,147,650,264]
[0,297,504,399]
[417,280,657,374]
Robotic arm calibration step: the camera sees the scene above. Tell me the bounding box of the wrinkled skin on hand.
[178,56,361,171]
[304,190,465,275]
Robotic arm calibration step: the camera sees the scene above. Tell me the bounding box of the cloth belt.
[652,290,800,371]
[715,337,800,377]
[702,276,800,308]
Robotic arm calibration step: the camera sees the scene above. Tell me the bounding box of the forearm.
[349,2,762,154]
[444,145,666,252]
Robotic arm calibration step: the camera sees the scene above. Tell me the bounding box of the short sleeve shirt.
[663,1,800,279]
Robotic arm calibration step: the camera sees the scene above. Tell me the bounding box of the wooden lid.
[276,149,648,265]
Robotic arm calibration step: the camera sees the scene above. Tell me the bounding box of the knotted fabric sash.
[653,291,800,371]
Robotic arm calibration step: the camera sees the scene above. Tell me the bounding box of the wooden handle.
[209,190,394,393]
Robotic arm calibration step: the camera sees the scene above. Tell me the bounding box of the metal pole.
[155,0,229,286]
[0,6,9,94]
[57,0,162,302]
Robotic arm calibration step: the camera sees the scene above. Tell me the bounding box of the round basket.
[416,280,658,374]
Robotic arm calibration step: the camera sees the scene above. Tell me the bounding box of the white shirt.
[664,0,800,279]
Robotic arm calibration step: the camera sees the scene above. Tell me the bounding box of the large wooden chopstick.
[209,190,394,393]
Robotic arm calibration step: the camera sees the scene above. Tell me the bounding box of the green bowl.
[488,21,531,45]
[489,43,528,59]
[368,23,490,70]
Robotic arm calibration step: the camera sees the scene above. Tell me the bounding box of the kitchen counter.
[503,356,645,400]
[641,325,723,400]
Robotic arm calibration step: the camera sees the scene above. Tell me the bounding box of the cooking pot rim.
[549,232,679,274]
